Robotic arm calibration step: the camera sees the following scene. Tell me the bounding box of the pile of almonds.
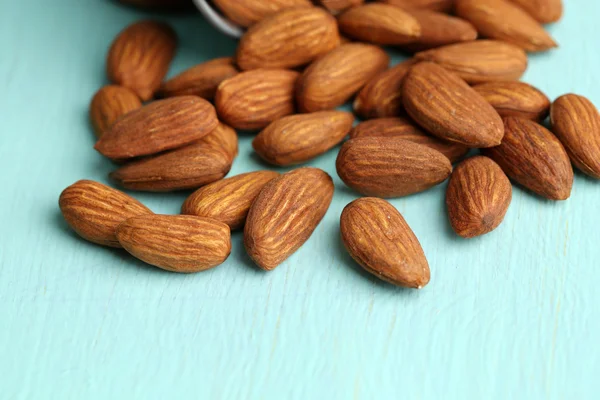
[60,0,600,290]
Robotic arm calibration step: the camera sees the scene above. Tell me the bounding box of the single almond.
[107,20,177,100]
[340,197,430,288]
[483,117,573,200]
[253,111,354,166]
[379,0,453,12]
[215,69,299,130]
[297,44,389,112]
[353,60,416,119]
[90,85,142,138]
[315,0,364,13]
[244,168,334,271]
[236,8,340,70]
[158,57,238,100]
[455,0,557,52]
[182,171,280,230]
[338,3,421,45]
[349,117,469,163]
[550,94,600,179]
[95,96,219,160]
[402,62,504,148]
[59,180,153,248]
[402,10,478,53]
[116,215,231,273]
[474,81,550,121]
[336,136,452,197]
[212,0,313,27]
[415,40,528,84]
[446,156,512,238]
[508,0,563,24]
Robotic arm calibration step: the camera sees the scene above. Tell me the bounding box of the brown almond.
[59,180,153,248]
[95,96,219,160]
[508,0,563,24]
[403,62,504,148]
[212,0,313,28]
[336,136,452,197]
[116,215,231,273]
[349,117,469,163]
[316,0,364,13]
[550,94,600,179]
[483,117,573,200]
[446,156,512,238]
[244,168,334,271]
[338,4,421,45]
[455,0,557,52]
[90,85,142,138]
[107,21,177,100]
[379,0,453,12]
[215,69,299,131]
[402,10,478,53]
[474,81,550,121]
[182,171,280,230]
[236,8,340,71]
[158,57,238,100]
[297,44,389,112]
[415,40,528,84]
[340,197,430,288]
[253,111,354,166]
[354,60,416,119]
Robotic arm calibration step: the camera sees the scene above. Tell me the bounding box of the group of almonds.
[59,0,600,289]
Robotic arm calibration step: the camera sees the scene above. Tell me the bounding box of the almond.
[212,0,313,27]
[116,215,231,273]
[90,85,142,138]
[550,94,600,179]
[236,8,340,71]
[349,117,469,163]
[244,168,334,271]
[315,0,364,13]
[107,21,177,100]
[297,44,389,112]
[336,136,452,197]
[253,111,354,166]
[402,10,478,53]
[353,60,416,119]
[182,171,280,230]
[474,81,550,121]
[508,0,563,24]
[215,69,299,130]
[402,62,504,148]
[340,197,430,288]
[158,57,238,100]
[446,156,512,238]
[95,96,219,160]
[59,180,153,248]
[483,117,573,200]
[338,4,421,45]
[455,0,557,53]
[415,40,528,84]
[379,0,453,12]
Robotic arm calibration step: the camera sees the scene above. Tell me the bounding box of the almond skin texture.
[116,215,231,273]
[349,117,469,163]
[212,0,313,28]
[253,111,354,166]
[336,136,452,198]
[508,0,563,24]
[415,40,528,84]
[107,21,177,100]
[455,0,557,53]
[338,4,421,45]
[379,0,453,12]
[59,180,153,248]
[340,197,430,288]
[158,57,238,100]
[446,156,512,238]
[236,8,340,71]
[474,81,550,121]
[297,44,389,112]
[90,85,142,138]
[181,171,280,230]
[244,168,334,271]
[550,94,600,179]
[403,62,504,148]
[402,10,478,53]
[483,117,573,200]
[215,69,299,131]
[95,96,219,160]
[354,60,416,119]
[316,0,364,13]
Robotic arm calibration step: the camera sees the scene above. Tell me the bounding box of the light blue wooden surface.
[1,1,600,398]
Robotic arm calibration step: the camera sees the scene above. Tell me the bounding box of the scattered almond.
[378,0,453,12]
[402,10,478,52]
[90,85,142,138]
[508,0,563,24]
[212,0,313,28]
[474,81,550,121]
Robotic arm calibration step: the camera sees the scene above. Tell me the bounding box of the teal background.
[1,1,599,398]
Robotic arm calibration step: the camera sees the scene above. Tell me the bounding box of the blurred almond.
[212,0,313,27]
[90,85,142,138]
[474,81,550,121]
[402,10,478,52]
[315,0,364,13]
[508,0,563,24]
[378,0,453,12]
